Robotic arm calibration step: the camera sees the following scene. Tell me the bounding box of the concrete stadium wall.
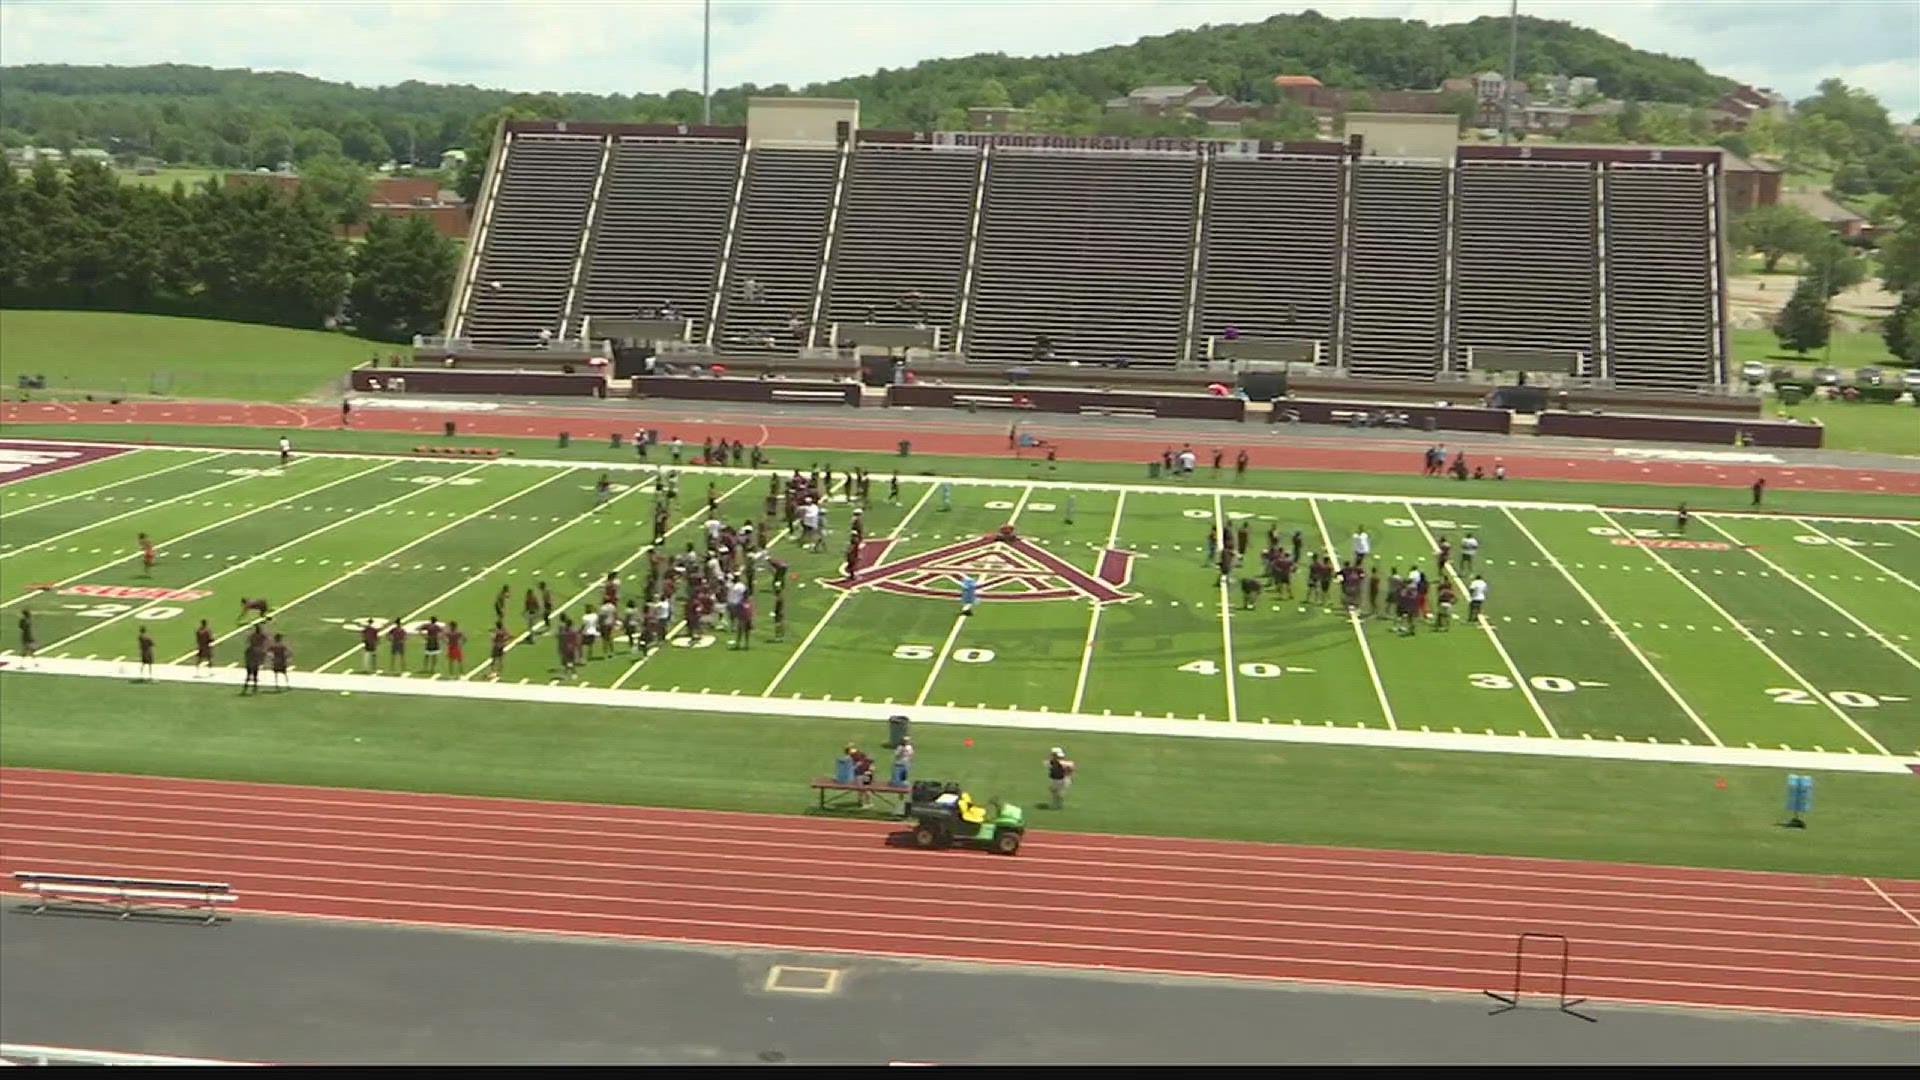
[1534,410,1823,448]
[888,384,1245,421]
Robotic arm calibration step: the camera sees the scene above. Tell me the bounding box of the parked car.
[1740,360,1768,384]
[1811,366,1842,386]
[1855,366,1884,386]
[1768,365,1798,383]
[1902,368,1920,391]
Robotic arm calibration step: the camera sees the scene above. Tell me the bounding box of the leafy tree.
[349,213,459,342]
[1883,290,1920,363]
[1799,235,1866,297]
[293,127,343,164]
[1772,277,1831,355]
[1732,204,1826,272]
[1878,176,1920,295]
[246,125,294,169]
[298,154,373,227]
[1795,79,1892,155]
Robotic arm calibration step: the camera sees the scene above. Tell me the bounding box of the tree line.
[0,160,458,342]
[1,12,1734,178]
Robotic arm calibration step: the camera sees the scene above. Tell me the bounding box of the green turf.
[4,674,1917,879]
[0,310,390,402]
[1766,395,1920,457]
[2,422,1913,519]
[113,167,222,191]
[1729,327,1906,373]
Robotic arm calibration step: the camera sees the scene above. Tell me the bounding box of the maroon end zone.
[0,440,128,485]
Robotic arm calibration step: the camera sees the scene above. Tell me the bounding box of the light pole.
[1501,0,1519,147]
[702,0,712,126]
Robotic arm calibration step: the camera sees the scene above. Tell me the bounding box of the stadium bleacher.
[455,132,604,348]
[713,145,842,353]
[447,121,1730,390]
[575,136,743,344]
[1604,163,1724,389]
[1450,160,1600,376]
[820,141,981,349]
[1193,149,1343,365]
[960,149,1198,367]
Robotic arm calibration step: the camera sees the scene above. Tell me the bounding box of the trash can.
[1423,416,1437,432]
[887,714,911,748]
[897,439,911,457]
[833,755,854,783]
[558,432,570,449]
[646,429,660,445]
[443,420,456,438]
[610,432,622,448]
[1148,461,1162,479]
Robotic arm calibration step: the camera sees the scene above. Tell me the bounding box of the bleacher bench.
[770,388,848,403]
[954,394,1029,410]
[810,777,912,815]
[1078,403,1157,419]
[15,871,237,925]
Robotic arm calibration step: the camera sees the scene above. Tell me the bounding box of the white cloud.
[1,0,1915,118]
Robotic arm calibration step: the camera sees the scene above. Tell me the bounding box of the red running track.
[2,769,1916,1023]
[5,399,1917,496]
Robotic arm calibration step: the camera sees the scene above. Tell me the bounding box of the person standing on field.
[1046,747,1076,810]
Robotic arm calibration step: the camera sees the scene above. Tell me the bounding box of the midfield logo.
[826,533,1138,604]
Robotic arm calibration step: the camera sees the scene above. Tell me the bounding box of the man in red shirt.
[268,633,291,691]
[488,622,510,682]
[194,619,215,675]
[358,619,379,672]
[446,621,466,675]
[385,618,408,673]
[138,533,157,577]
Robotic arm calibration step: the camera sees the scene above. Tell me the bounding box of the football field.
[3,440,1917,761]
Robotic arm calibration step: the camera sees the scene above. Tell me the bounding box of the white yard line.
[0,451,218,519]
[252,467,582,671]
[40,459,447,653]
[1501,507,1722,746]
[1697,516,1920,671]
[1592,507,1892,756]
[0,460,392,612]
[762,481,938,697]
[609,521,796,690]
[1213,494,1239,724]
[30,435,1920,524]
[1785,518,1920,595]
[462,476,758,681]
[16,656,1914,775]
[1068,492,1126,714]
[1307,496,1396,730]
[1862,878,1920,929]
[1894,522,1920,541]
[0,456,306,561]
[1403,503,1557,738]
[912,485,1035,708]
[913,614,970,708]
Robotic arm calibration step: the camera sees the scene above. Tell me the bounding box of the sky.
[1,0,1915,120]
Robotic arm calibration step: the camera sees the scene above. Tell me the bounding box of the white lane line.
[1592,507,1890,756]
[0,460,388,611]
[295,466,595,668]
[1307,496,1395,730]
[1501,507,1721,746]
[0,455,294,561]
[36,460,415,651]
[462,476,757,681]
[1862,878,1920,929]
[1069,492,1126,715]
[1700,517,1920,671]
[1213,494,1239,724]
[610,520,796,690]
[1893,522,1920,540]
[1786,518,1920,596]
[0,451,216,518]
[762,481,937,697]
[1403,504,1556,739]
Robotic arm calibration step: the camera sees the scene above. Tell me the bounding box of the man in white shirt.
[705,517,723,546]
[1461,533,1481,573]
[1352,527,1371,567]
[278,436,292,466]
[1468,575,1489,623]
[800,501,821,547]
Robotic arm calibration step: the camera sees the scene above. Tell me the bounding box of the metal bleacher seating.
[460,133,605,348]
[820,143,981,348]
[962,150,1198,367]
[1194,153,1343,363]
[1450,160,1600,374]
[713,144,841,353]
[575,136,743,344]
[1341,159,1451,379]
[1604,164,1722,389]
